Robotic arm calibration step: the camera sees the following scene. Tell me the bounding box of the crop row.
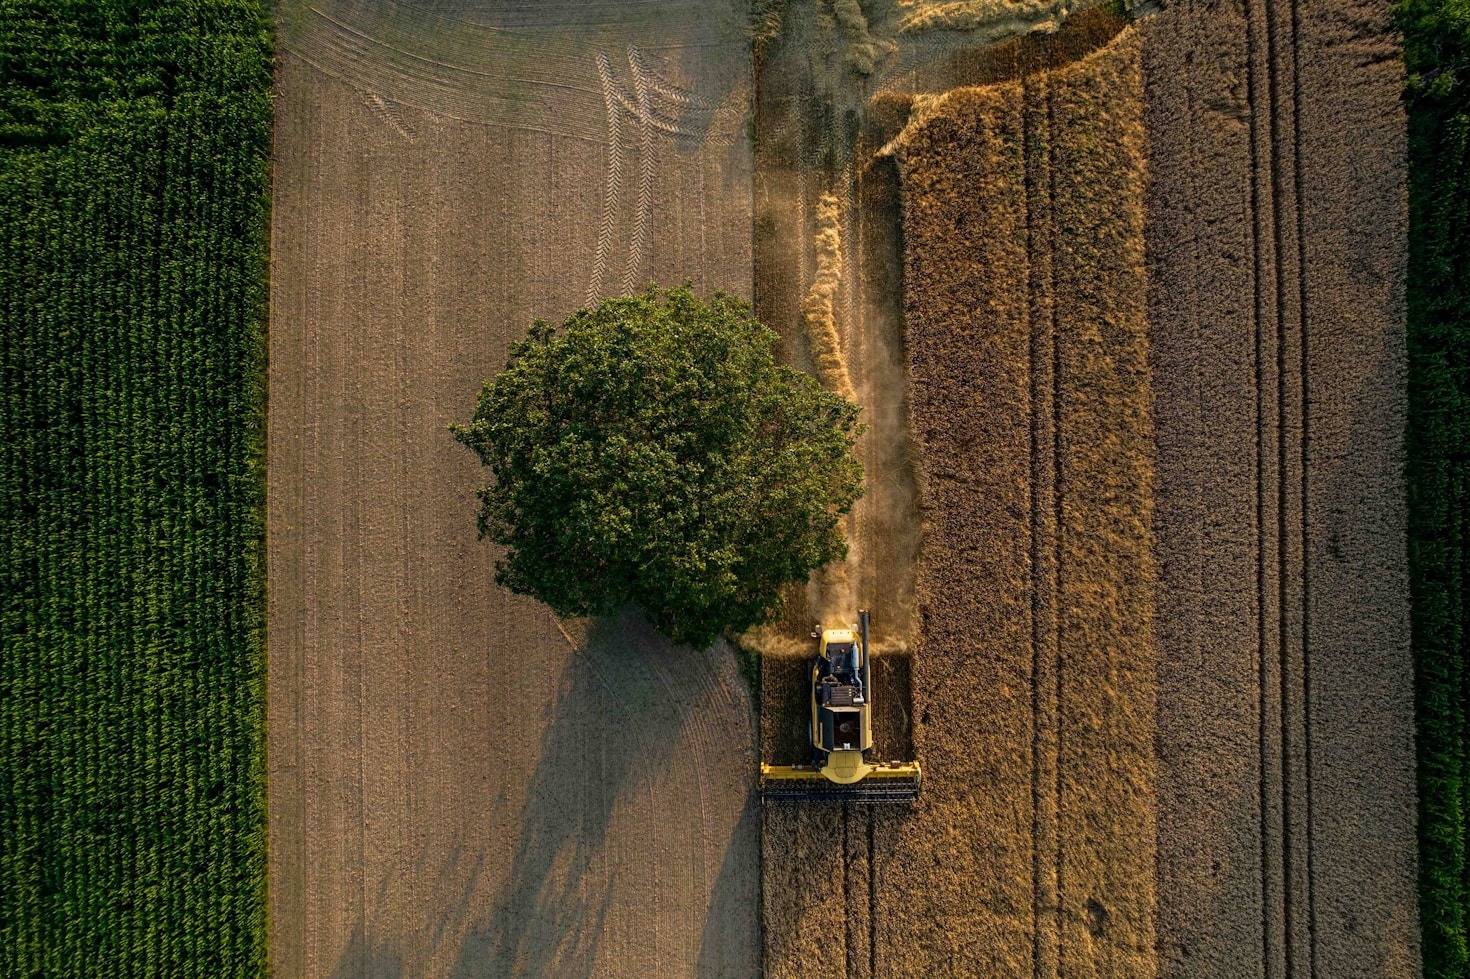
[1401,2,1470,975]
[0,3,271,976]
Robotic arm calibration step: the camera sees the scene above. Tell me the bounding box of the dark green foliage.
[1400,1,1470,973]
[453,286,864,649]
[0,1,271,975]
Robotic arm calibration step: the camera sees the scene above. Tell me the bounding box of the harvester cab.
[761,609,922,803]
[812,627,871,769]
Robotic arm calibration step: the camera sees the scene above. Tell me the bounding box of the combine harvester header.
[760,609,922,803]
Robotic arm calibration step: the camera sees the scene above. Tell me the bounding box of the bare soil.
[266,2,759,976]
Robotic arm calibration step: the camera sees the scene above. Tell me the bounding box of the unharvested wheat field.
[268,0,1419,976]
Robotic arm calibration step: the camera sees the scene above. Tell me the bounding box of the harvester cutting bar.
[760,761,923,803]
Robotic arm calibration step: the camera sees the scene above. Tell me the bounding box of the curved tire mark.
[588,51,627,306]
[363,93,417,143]
[622,47,658,295]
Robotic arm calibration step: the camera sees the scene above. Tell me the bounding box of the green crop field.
[0,1,271,975]
[1401,1,1470,975]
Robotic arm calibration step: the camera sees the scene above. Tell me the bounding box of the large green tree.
[453,285,863,648]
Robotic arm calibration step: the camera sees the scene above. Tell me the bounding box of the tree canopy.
[452,285,863,648]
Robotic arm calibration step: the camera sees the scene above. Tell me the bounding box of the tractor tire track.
[1243,1,1284,973]
[364,93,417,143]
[279,1,606,140]
[623,49,658,295]
[1286,1,1320,971]
[589,46,718,304]
[588,52,626,305]
[278,0,737,142]
[1248,0,1314,973]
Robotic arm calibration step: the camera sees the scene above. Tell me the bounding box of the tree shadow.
[695,800,760,978]
[328,922,405,979]
[447,609,756,978]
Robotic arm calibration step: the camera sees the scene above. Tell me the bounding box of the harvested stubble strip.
[761,638,851,979]
[759,641,915,978]
[762,796,851,978]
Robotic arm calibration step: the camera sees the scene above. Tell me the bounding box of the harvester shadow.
[450,609,748,978]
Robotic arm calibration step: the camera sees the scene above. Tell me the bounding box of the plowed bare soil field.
[269,0,1419,976]
[267,1,758,976]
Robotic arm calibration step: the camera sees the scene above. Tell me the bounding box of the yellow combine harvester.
[760,609,922,803]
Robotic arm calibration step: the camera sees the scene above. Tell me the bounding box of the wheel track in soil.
[1021,56,1062,979]
[278,0,743,143]
[1246,0,1311,971]
[589,51,626,305]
